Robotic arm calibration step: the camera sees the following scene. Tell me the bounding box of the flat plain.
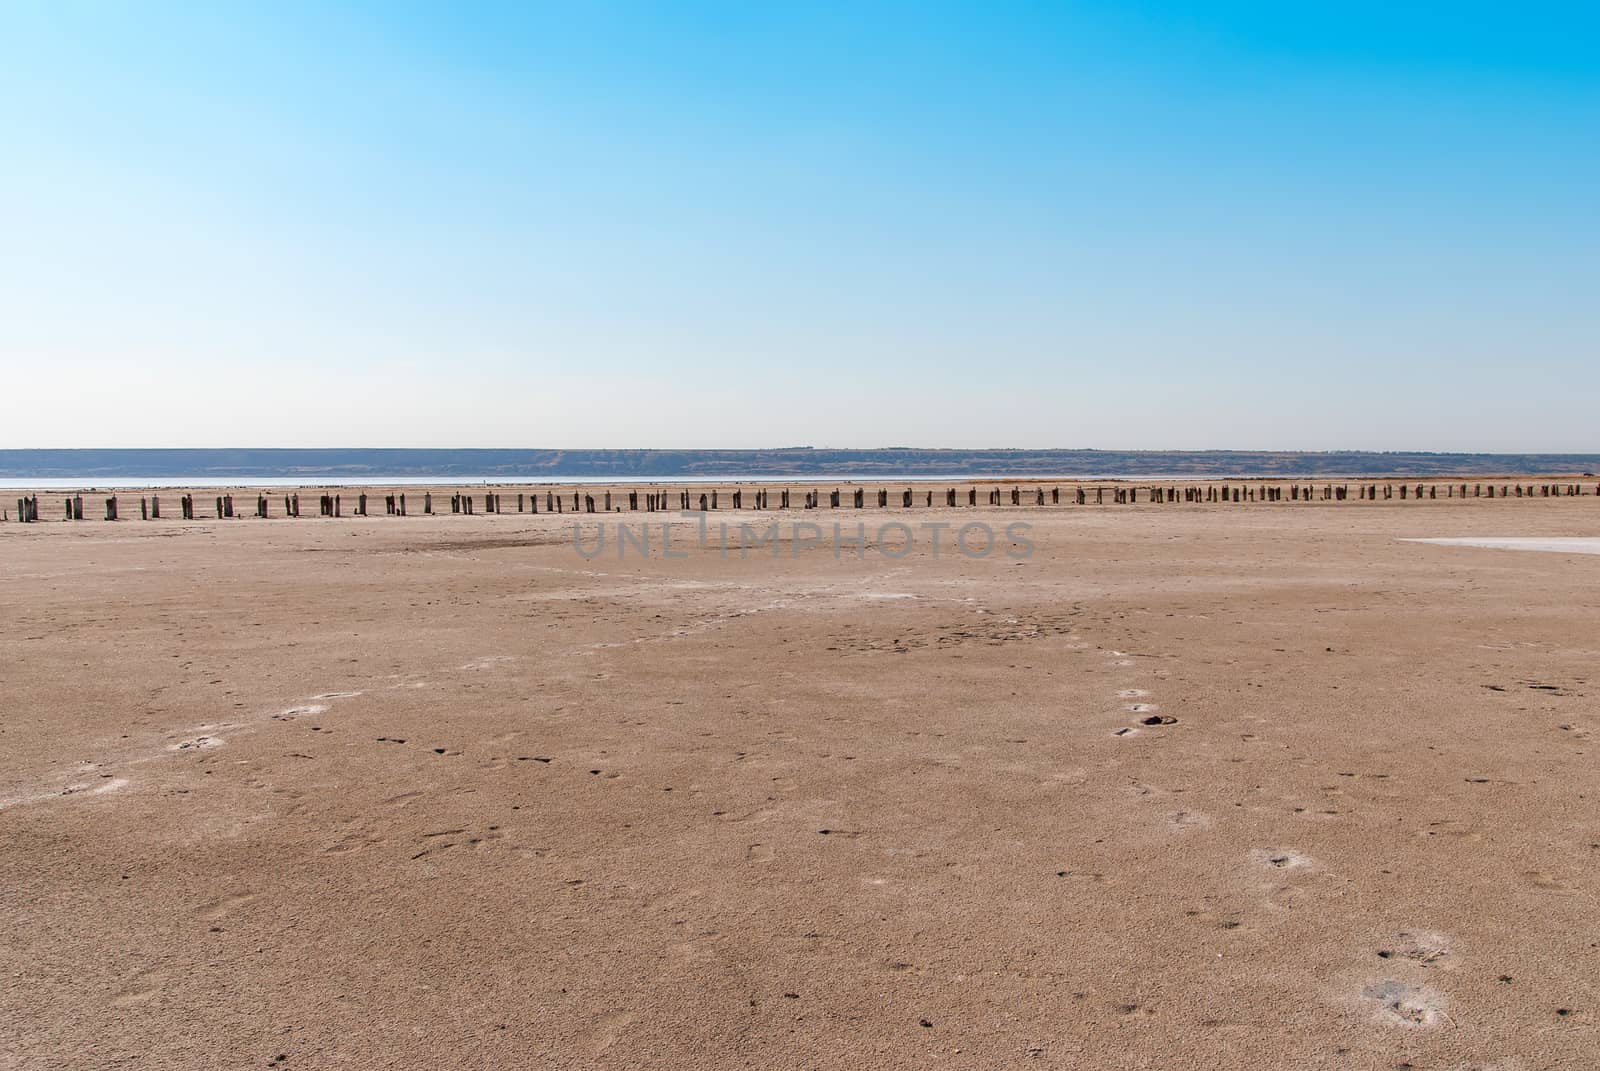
[3,486,1598,1068]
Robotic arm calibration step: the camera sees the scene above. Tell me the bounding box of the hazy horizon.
[4,3,1596,451]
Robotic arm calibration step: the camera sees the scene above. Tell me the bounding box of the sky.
[2,2,1596,451]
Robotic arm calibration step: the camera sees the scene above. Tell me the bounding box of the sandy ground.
[3,492,1599,1069]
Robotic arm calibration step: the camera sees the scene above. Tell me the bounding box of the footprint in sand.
[110,967,168,1008]
[587,1010,638,1057]
[409,826,506,860]
[745,843,775,863]
[1251,848,1314,871]
[321,821,385,855]
[169,735,224,751]
[52,776,131,802]
[1523,869,1570,891]
[461,656,515,672]
[272,704,328,721]
[196,891,259,921]
[668,931,724,963]
[646,886,707,914]
[1168,810,1212,833]
[1359,980,1447,1028]
[1376,930,1457,970]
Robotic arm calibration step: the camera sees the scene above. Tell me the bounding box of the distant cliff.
[3,448,1598,480]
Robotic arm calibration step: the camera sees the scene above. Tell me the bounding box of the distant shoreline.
[4,473,1599,494]
[3,447,1598,484]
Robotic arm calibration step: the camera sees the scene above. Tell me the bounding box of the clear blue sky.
[2,2,1596,450]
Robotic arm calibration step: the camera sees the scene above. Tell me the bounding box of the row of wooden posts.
[9,481,1598,522]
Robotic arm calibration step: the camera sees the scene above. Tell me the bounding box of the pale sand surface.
[3,496,1598,1068]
